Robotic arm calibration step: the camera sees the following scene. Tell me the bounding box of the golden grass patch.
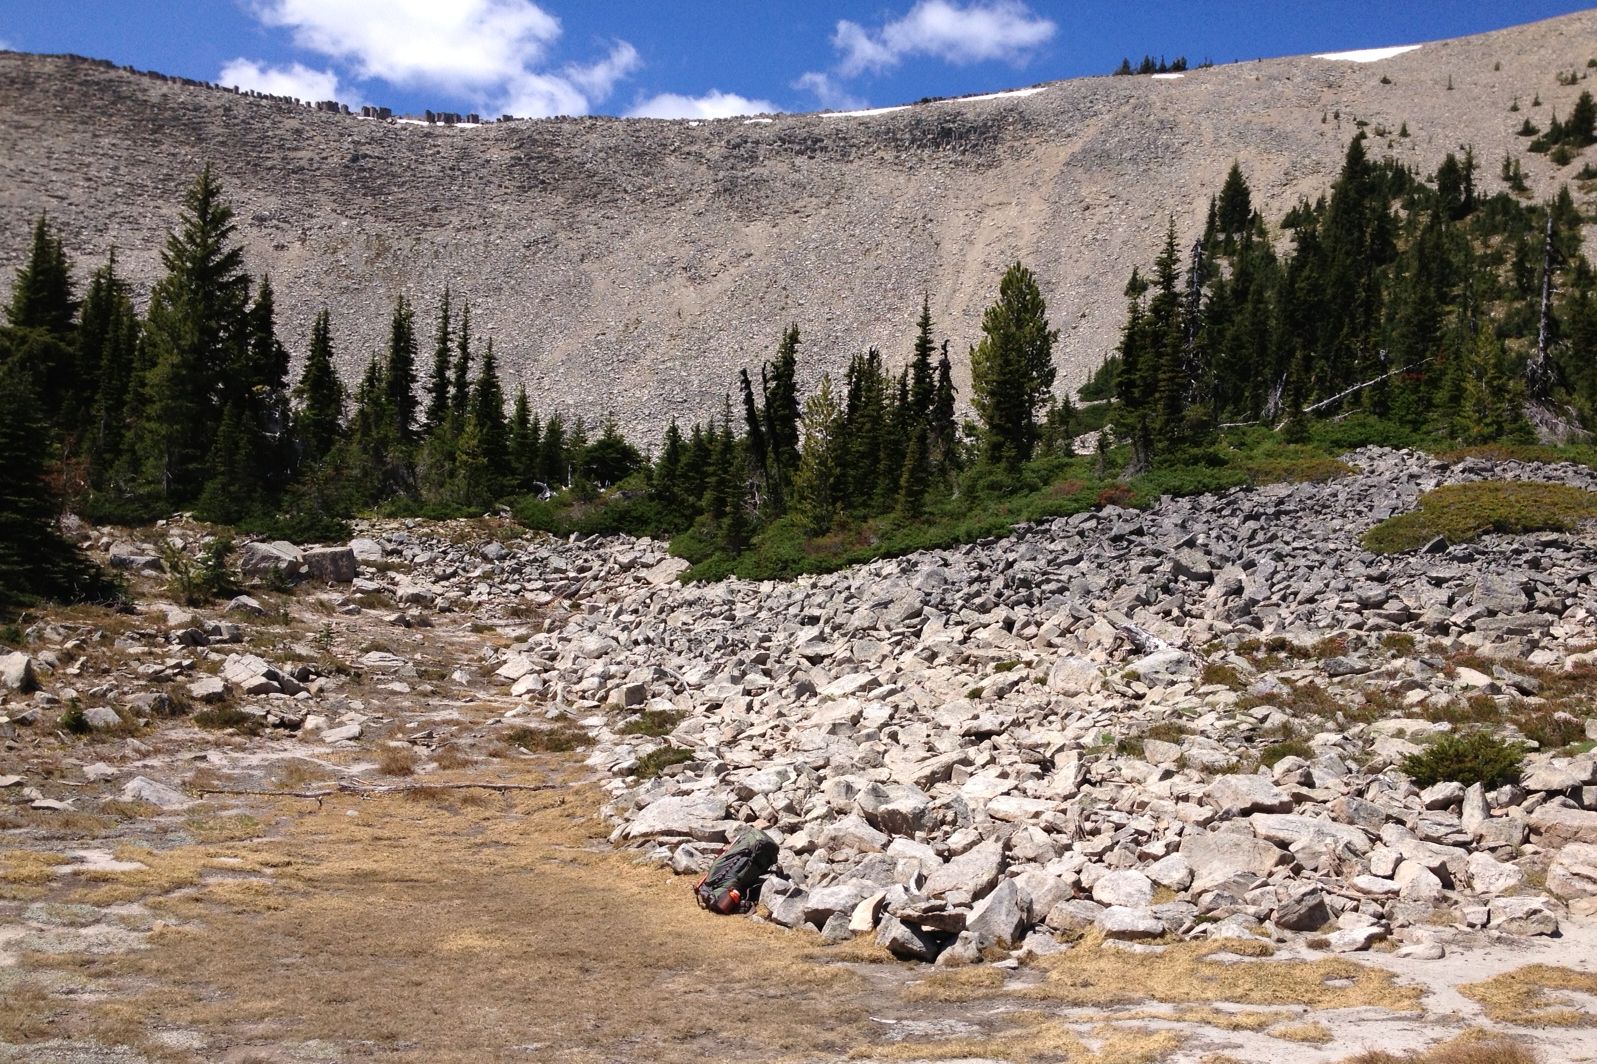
[904,964,1008,1001]
[1337,1028,1540,1063]
[1459,964,1597,1026]
[1016,932,1422,1011]
[854,1011,1182,1063]
[1270,1020,1332,1043]
[0,982,53,1042]
[0,849,71,900]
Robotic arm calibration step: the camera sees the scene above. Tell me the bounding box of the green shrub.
[1400,731,1524,788]
[1363,481,1597,553]
[1259,739,1315,768]
[60,700,90,735]
[240,510,353,545]
[504,725,590,753]
[193,706,263,734]
[618,710,682,737]
[635,745,694,779]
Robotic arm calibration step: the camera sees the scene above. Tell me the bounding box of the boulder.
[1250,813,1372,856]
[966,879,1029,948]
[82,706,124,730]
[1091,869,1154,909]
[0,652,38,693]
[1179,831,1288,892]
[1465,851,1526,896]
[1273,888,1331,932]
[1097,906,1165,940]
[241,540,305,580]
[303,546,357,584]
[1529,805,1597,846]
[922,840,1004,900]
[1488,895,1560,936]
[120,776,193,810]
[1327,925,1387,953]
[626,793,729,840]
[1547,843,1597,901]
[347,537,385,562]
[1205,775,1292,818]
[875,915,947,961]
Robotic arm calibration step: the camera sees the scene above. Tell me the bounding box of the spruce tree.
[6,214,77,339]
[652,418,686,520]
[77,251,140,476]
[537,413,566,486]
[133,166,251,504]
[930,342,959,476]
[895,424,931,520]
[1215,162,1253,239]
[383,295,419,443]
[508,386,540,492]
[469,338,510,494]
[908,295,936,424]
[451,303,473,424]
[294,310,344,467]
[792,374,843,535]
[970,262,1058,466]
[424,287,453,435]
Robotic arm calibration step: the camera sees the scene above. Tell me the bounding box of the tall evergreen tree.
[424,286,453,435]
[930,341,959,475]
[508,385,540,492]
[383,295,419,443]
[792,374,844,535]
[470,337,509,494]
[133,166,251,503]
[6,214,77,339]
[451,302,473,424]
[908,295,936,425]
[970,262,1058,466]
[294,309,344,467]
[1215,161,1253,239]
[77,251,140,476]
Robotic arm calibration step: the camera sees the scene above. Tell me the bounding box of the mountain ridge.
[2,9,1595,442]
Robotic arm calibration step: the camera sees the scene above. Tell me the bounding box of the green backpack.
[694,827,779,914]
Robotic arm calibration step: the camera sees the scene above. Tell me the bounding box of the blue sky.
[1,2,1592,119]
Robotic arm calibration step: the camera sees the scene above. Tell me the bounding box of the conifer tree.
[195,401,260,523]
[425,287,453,435]
[762,324,801,477]
[294,309,344,467]
[383,295,418,443]
[1215,162,1253,239]
[908,295,936,424]
[792,374,843,535]
[77,251,140,475]
[652,418,686,519]
[970,262,1058,467]
[242,276,294,493]
[134,166,251,503]
[930,342,959,475]
[451,303,473,424]
[537,413,566,486]
[895,424,931,520]
[471,337,509,493]
[508,386,540,492]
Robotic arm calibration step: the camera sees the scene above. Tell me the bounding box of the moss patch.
[1363,481,1597,554]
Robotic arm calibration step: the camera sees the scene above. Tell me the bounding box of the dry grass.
[376,744,419,776]
[0,982,53,1042]
[183,813,267,843]
[905,965,1008,1000]
[1013,933,1423,1011]
[1338,1028,1540,1063]
[1270,1020,1332,1043]
[0,849,71,900]
[34,771,877,1063]
[854,1011,1183,1063]
[1459,964,1597,1026]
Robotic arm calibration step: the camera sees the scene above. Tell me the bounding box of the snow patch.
[1313,44,1422,63]
[936,86,1048,104]
[743,117,775,124]
[1152,73,1185,80]
[820,104,909,118]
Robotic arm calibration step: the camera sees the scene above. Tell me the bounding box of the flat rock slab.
[625,793,730,840]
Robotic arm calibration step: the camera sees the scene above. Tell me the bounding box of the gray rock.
[1091,869,1153,909]
[82,706,123,730]
[1529,805,1597,846]
[1465,851,1525,896]
[820,911,854,945]
[1205,774,1292,818]
[1547,843,1597,901]
[804,882,878,928]
[304,546,357,584]
[1488,895,1559,936]
[1097,906,1165,940]
[922,840,1004,900]
[119,776,192,810]
[348,537,385,561]
[626,793,729,840]
[1327,924,1387,952]
[875,915,946,961]
[1273,888,1331,932]
[187,676,228,703]
[1179,831,1287,892]
[0,651,38,692]
[241,540,305,580]
[321,723,362,743]
[966,879,1029,948]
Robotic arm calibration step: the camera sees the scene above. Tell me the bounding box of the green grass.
[635,746,694,779]
[1362,481,1597,554]
[1400,731,1524,789]
[618,710,683,737]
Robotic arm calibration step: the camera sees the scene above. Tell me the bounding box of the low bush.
[1401,731,1524,788]
[635,745,694,779]
[1363,481,1597,553]
[504,725,591,753]
[618,710,682,737]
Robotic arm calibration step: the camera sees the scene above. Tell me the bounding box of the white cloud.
[835,0,1055,76]
[244,0,638,117]
[793,71,867,112]
[219,58,341,101]
[626,90,779,120]
[0,38,14,52]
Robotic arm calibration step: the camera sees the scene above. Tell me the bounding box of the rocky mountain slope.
[2,11,1596,441]
[6,448,1597,1058]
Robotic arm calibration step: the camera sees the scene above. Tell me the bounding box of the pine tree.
[294,309,344,467]
[1456,326,1525,442]
[6,214,77,339]
[470,338,509,494]
[77,251,140,477]
[242,276,294,495]
[908,295,936,425]
[508,386,540,492]
[425,286,453,435]
[652,418,686,519]
[792,374,844,535]
[195,401,260,523]
[383,295,418,443]
[970,262,1059,467]
[133,166,251,503]
[894,424,931,520]
[537,413,566,486]
[930,342,959,476]
[0,357,112,609]
[1148,221,1189,450]
[1215,161,1253,239]
[451,303,473,424]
